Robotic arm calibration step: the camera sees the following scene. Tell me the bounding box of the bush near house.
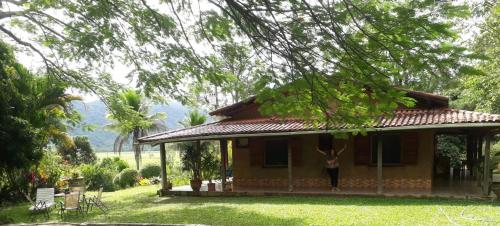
[140,164,161,178]
[100,157,129,173]
[79,164,116,191]
[115,168,139,188]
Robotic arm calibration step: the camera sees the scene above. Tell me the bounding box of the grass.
[1,185,500,225]
[96,151,161,167]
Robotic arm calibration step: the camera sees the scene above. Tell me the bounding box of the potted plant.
[65,170,85,188]
[202,148,220,192]
[180,141,204,192]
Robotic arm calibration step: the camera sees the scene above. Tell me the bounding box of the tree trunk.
[133,128,141,170]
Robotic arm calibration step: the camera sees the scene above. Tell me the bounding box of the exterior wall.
[228,103,264,120]
[232,130,435,191]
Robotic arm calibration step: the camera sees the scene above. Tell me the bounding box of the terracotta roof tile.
[139,108,500,143]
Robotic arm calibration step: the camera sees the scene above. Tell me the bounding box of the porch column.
[288,144,293,192]
[466,134,474,177]
[196,140,202,181]
[377,138,383,194]
[483,134,491,195]
[220,139,228,192]
[476,135,483,187]
[160,143,169,191]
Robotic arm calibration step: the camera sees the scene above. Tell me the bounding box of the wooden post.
[288,143,293,192]
[220,139,228,192]
[477,135,483,186]
[377,137,383,195]
[483,134,491,195]
[196,140,201,181]
[160,143,168,192]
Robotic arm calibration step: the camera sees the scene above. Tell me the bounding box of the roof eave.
[138,122,500,145]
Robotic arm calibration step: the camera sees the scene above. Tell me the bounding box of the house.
[138,90,500,197]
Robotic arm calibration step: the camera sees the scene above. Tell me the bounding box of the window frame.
[369,134,403,166]
[263,138,289,168]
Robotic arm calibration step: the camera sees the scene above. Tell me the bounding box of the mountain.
[70,100,189,151]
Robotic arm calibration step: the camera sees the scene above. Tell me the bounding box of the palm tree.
[179,110,207,128]
[14,69,82,148]
[105,89,166,170]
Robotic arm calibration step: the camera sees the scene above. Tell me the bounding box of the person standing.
[317,144,346,192]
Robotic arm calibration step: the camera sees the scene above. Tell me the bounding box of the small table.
[54,193,65,198]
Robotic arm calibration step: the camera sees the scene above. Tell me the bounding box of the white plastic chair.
[29,188,55,219]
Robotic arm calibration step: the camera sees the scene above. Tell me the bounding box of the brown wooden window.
[371,134,401,165]
[265,139,288,167]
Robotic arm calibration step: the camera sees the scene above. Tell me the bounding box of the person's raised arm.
[337,144,347,155]
[316,147,327,156]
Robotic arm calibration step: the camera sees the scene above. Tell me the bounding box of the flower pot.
[190,179,202,192]
[207,182,216,192]
[66,177,85,188]
[497,162,500,172]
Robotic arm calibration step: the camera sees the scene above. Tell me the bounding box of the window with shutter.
[354,135,371,164]
[401,132,419,164]
[264,139,288,167]
[371,135,401,164]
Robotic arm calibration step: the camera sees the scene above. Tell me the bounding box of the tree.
[0,1,481,130]
[105,89,166,170]
[450,2,499,114]
[0,41,80,201]
[57,136,97,165]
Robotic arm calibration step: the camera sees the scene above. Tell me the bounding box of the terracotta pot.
[207,182,216,192]
[66,177,85,188]
[497,162,500,172]
[190,179,202,192]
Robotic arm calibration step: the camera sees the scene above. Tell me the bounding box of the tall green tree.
[0,41,81,201]
[0,0,482,129]
[450,2,499,114]
[57,136,97,165]
[105,89,166,170]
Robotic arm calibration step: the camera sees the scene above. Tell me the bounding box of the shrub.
[38,151,64,188]
[57,136,97,165]
[150,176,161,185]
[140,164,161,178]
[100,157,129,172]
[80,164,116,191]
[113,174,121,188]
[138,178,151,186]
[115,168,139,188]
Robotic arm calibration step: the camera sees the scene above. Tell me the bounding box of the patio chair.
[70,186,87,209]
[86,187,109,213]
[59,192,84,218]
[29,188,55,220]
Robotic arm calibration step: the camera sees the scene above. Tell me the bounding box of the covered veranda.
[137,113,500,199]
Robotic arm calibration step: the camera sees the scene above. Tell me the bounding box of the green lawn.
[96,151,161,167]
[1,185,499,225]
